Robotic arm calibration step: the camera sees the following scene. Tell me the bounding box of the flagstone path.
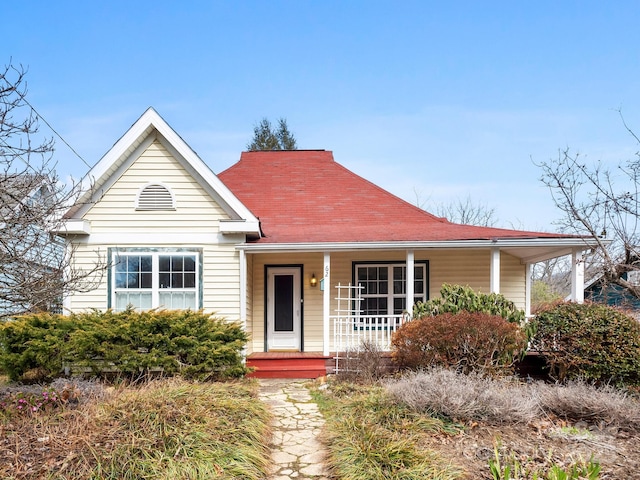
[258,379,332,480]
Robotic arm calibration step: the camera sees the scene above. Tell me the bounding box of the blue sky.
[5,1,640,230]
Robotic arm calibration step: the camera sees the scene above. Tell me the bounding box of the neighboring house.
[58,108,596,377]
[0,175,64,317]
[584,271,640,312]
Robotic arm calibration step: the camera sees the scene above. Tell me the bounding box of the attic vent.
[136,184,175,211]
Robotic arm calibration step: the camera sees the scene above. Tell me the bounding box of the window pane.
[379,268,388,281]
[368,267,378,280]
[393,267,404,280]
[414,266,424,280]
[140,255,152,272]
[172,272,183,288]
[159,292,196,310]
[159,272,170,289]
[159,256,170,271]
[172,256,184,270]
[115,257,126,273]
[184,256,195,271]
[414,280,424,295]
[115,273,127,289]
[140,272,152,289]
[379,280,387,295]
[115,292,152,311]
[127,256,140,272]
[184,273,196,288]
[394,297,405,314]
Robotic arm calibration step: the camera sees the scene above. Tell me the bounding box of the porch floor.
[246,352,333,379]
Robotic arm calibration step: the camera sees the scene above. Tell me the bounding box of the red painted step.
[246,354,331,379]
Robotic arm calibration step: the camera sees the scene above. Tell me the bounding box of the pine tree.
[247,117,297,151]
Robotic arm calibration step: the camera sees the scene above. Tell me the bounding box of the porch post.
[239,249,247,329]
[570,249,585,303]
[323,252,331,356]
[525,263,532,318]
[406,250,415,316]
[490,247,500,293]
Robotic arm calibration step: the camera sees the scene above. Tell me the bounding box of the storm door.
[266,267,302,351]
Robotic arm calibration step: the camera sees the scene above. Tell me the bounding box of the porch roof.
[218,150,590,260]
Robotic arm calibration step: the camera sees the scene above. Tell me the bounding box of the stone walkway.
[258,379,332,480]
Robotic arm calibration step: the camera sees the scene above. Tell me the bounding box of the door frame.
[264,264,304,352]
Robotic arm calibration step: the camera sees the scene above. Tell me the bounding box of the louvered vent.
[136,184,175,211]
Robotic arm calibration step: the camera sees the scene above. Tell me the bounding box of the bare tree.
[0,61,103,318]
[247,117,297,151]
[537,115,640,299]
[434,195,498,227]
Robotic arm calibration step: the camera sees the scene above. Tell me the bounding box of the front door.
[267,267,302,351]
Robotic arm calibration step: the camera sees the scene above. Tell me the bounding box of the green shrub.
[414,284,525,324]
[0,309,249,382]
[391,311,527,375]
[530,302,640,385]
[0,313,76,382]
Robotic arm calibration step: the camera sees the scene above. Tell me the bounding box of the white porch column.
[323,252,331,356]
[239,249,247,329]
[571,249,585,303]
[406,250,415,316]
[525,263,532,318]
[490,247,501,293]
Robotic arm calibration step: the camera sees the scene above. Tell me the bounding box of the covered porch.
[239,240,591,378]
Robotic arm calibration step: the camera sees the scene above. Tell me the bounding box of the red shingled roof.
[217,150,563,244]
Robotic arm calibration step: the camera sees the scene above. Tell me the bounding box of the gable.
[60,108,260,237]
[82,140,230,234]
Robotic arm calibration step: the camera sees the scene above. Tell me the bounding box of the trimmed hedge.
[0,309,249,382]
[530,302,640,385]
[391,311,527,375]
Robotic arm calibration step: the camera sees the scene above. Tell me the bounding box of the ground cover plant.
[0,378,272,479]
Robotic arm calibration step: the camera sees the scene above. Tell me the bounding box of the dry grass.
[385,368,640,432]
[385,368,539,424]
[1,378,272,479]
[312,382,463,480]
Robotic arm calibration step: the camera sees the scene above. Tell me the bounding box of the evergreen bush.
[530,302,640,385]
[0,309,249,382]
[414,284,525,324]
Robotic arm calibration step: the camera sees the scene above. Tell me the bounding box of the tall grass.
[312,382,463,480]
[1,378,272,479]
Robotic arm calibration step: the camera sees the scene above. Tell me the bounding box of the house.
[1,174,64,317]
[584,271,640,313]
[57,108,596,377]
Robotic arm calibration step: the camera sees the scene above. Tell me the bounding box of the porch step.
[246,353,331,379]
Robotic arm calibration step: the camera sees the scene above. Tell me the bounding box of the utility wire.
[19,95,93,170]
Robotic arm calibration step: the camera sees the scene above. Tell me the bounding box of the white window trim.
[111,250,200,311]
[354,262,428,315]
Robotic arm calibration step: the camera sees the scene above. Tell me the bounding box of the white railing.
[331,313,407,352]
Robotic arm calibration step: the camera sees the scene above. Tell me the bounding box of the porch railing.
[331,313,407,352]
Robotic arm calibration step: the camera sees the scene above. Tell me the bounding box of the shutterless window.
[114,252,197,311]
[355,263,427,316]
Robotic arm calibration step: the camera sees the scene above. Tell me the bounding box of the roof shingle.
[217,150,565,244]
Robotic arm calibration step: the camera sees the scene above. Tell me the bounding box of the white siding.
[85,141,228,234]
